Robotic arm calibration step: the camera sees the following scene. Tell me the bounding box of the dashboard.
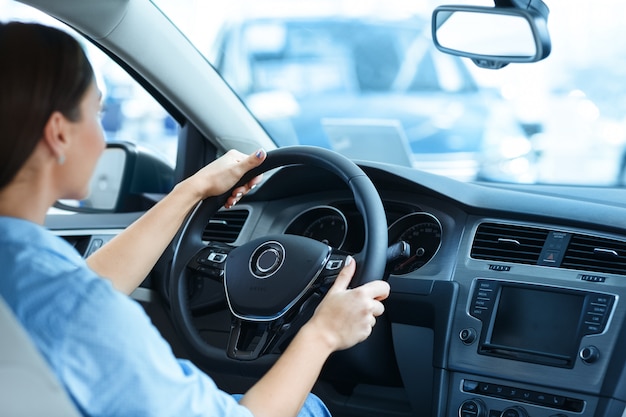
[212,163,626,417]
[47,161,626,417]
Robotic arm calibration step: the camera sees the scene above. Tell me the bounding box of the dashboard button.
[463,380,480,392]
[460,328,477,344]
[504,387,519,399]
[545,395,565,407]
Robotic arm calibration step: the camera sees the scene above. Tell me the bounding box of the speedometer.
[388,212,442,275]
[285,206,348,248]
[302,214,346,248]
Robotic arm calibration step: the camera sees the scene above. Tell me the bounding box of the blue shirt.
[0,216,254,417]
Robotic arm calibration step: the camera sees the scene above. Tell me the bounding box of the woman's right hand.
[305,256,390,352]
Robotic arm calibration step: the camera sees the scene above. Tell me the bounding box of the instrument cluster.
[284,204,442,274]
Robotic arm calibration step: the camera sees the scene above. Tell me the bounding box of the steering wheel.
[169,146,388,368]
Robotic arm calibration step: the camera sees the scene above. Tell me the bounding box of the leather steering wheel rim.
[168,146,387,370]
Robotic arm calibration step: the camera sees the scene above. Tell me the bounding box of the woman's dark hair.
[0,21,95,189]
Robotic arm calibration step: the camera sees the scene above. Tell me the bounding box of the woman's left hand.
[88,148,266,295]
[187,148,266,208]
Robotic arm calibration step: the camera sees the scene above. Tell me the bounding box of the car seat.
[0,296,81,417]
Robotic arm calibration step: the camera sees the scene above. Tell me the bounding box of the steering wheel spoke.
[187,243,233,282]
[227,285,325,360]
[227,318,276,360]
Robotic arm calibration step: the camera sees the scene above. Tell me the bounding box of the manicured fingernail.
[255,149,265,159]
[250,184,257,190]
[235,192,243,198]
[345,255,353,266]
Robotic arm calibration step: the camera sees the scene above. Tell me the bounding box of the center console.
[447,222,626,417]
[447,276,621,417]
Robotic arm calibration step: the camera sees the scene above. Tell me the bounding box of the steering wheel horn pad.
[224,234,332,320]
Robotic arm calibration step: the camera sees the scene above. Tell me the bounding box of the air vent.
[471,223,549,265]
[201,209,249,243]
[561,234,626,275]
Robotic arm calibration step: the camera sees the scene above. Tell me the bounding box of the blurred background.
[3,0,626,185]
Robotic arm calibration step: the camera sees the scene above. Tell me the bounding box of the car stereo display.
[470,279,614,368]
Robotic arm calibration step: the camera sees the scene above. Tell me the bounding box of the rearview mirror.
[55,141,174,213]
[432,5,551,69]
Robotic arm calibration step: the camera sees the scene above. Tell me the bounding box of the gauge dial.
[302,214,347,248]
[285,206,348,249]
[388,212,442,275]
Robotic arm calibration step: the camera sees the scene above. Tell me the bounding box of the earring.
[58,154,66,165]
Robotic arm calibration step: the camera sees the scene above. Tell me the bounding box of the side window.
[90,48,179,167]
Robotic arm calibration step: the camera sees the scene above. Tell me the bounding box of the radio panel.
[468,279,614,368]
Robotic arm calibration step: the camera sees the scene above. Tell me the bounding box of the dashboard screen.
[487,285,585,360]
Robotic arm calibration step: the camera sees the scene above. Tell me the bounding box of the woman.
[0,21,390,417]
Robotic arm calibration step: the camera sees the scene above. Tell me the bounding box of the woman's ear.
[42,111,70,165]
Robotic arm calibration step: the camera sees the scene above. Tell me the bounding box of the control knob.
[458,398,485,417]
[459,328,477,345]
[500,406,528,417]
[579,345,600,364]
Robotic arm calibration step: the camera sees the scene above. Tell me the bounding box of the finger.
[223,150,266,208]
[357,280,391,302]
[327,255,356,293]
[374,283,391,301]
[224,192,242,209]
[246,173,263,189]
[230,177,260,198]
[237,150,265,190]
[243,148,266,171]
[225,182,260,208]
[224,148,266,187]
[371,299,386,317]
[226,148,265,163]
[232,185,248,196]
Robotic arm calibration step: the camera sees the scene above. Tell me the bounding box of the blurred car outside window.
[179,1,539,183]
[7,0,626,187]
[156,0,626,187]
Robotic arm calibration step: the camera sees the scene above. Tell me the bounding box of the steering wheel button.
[326,259,344,270]
[208,252,227,263]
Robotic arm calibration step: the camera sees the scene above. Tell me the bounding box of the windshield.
[153,0,626,186]
[4,0,625,187]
